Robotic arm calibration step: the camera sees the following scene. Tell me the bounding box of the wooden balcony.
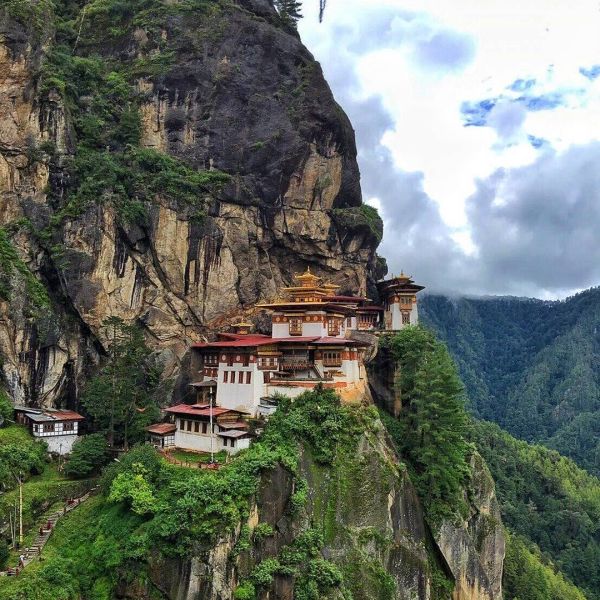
[322,359,342,367]
[281,360,313,371]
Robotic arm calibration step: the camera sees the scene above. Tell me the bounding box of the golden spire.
[295,266,321,288]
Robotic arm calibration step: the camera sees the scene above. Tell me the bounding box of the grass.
[166,448,227,465]
[0,425,35,445]
[0,428,96,565]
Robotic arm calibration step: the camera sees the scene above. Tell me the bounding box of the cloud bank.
[299,0,600,298]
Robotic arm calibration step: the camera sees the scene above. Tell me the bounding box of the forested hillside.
[420,288,600,475]
[471,420,600,600]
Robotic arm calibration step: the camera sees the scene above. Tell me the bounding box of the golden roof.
[294,266,322,286]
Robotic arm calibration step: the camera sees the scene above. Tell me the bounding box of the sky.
[298,0,600,298]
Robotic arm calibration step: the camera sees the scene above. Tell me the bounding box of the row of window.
[35,422,75,433]
[178,420,238,447]
[288,318,342,336]
[182,420,213,434]
[223,370,252,384]
[203,354,251,366]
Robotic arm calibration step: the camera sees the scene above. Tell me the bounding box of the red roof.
[51,410,85,421]
[146,423,176,435]
[193,337,276,348]
[273,336,320,343]
[323,295,367,302]
[217,333,271,341]
[164,404,244,417]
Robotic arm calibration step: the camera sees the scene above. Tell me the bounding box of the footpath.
[0,486,98,577]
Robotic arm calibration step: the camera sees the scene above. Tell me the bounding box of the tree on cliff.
[275,0,303,27]
[385,326,471,523]
[82,317,162,449]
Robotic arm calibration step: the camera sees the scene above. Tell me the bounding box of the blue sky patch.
[517,93,564,111]
[528,135,548,149]
[579,65,600,80]
[460,99,496,126]
[509,78,536,92]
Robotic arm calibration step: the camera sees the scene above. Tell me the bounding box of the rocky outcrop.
[366,344,506,600]
[140,417,503,600]
[0,0,382,407]
[436,454,505,600]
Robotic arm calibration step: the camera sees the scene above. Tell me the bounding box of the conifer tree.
[82,317,162,449]
[388,326,471,523]
[275,0,303,28]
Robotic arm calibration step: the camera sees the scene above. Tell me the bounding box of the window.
[223,371,228,383]
[186,420,192,432]
[204,353,218,366]
[289,318,302,335]
[323,351,342,367]
[63,422,74,432]
[227,354,234,366]
[242,354,249,367]
[194,422,200,433]
[246,371,252,384]
[223,438,228,447]
[327,318,340,336]
[258,356,278,369]
[202,422,208,434]
[346,317,352,327]
[238,371,244,384]
[43,423,55,433]
[402,312,410,325]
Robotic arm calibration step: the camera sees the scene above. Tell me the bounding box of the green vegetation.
[421,289,600,475]
[331,204,384,242]
[504,533,587,600]
[82,317,163,448]
[381,327,472,526]
[0,430,94,557]
[0,391,13,422]
[472,419,600,599]
[64,434,110,479]
[3,0,55,35]
[274,0,303,28]
[21,0,229,240]
[0,426,46,490]
[0,390,380,598]
[0,229,50,314]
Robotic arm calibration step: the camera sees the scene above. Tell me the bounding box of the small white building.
[162,404,252,455]
[146,423,176,448]
[377,272,425,331]
[13,406,84,455]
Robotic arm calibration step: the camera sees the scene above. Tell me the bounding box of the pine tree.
[388,326,471,523]
[275,0,303,28]
[82,317,162,449]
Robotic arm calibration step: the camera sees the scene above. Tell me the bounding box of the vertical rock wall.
[0,1,383,407]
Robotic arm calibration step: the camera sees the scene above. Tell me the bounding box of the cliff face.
[143,416,503,600]
[0,0,383,407]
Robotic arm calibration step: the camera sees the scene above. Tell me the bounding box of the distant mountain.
[471,420,600,600]
[420,287,600,475]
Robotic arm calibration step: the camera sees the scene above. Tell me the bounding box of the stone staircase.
[1,488,96,577]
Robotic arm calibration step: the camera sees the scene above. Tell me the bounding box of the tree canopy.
[81,317,163,449]
[382,326,472,525]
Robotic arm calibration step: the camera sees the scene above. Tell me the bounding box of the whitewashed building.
[147,267,424,452]
[13,406,84,455]
[377,273,424,331]
[162,404,251,454]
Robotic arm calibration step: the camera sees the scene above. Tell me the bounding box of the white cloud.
[298,0,600,298]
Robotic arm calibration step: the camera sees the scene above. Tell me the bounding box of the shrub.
[0,538,9,571]
[0,391,13,423]
[64,434,110,479]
